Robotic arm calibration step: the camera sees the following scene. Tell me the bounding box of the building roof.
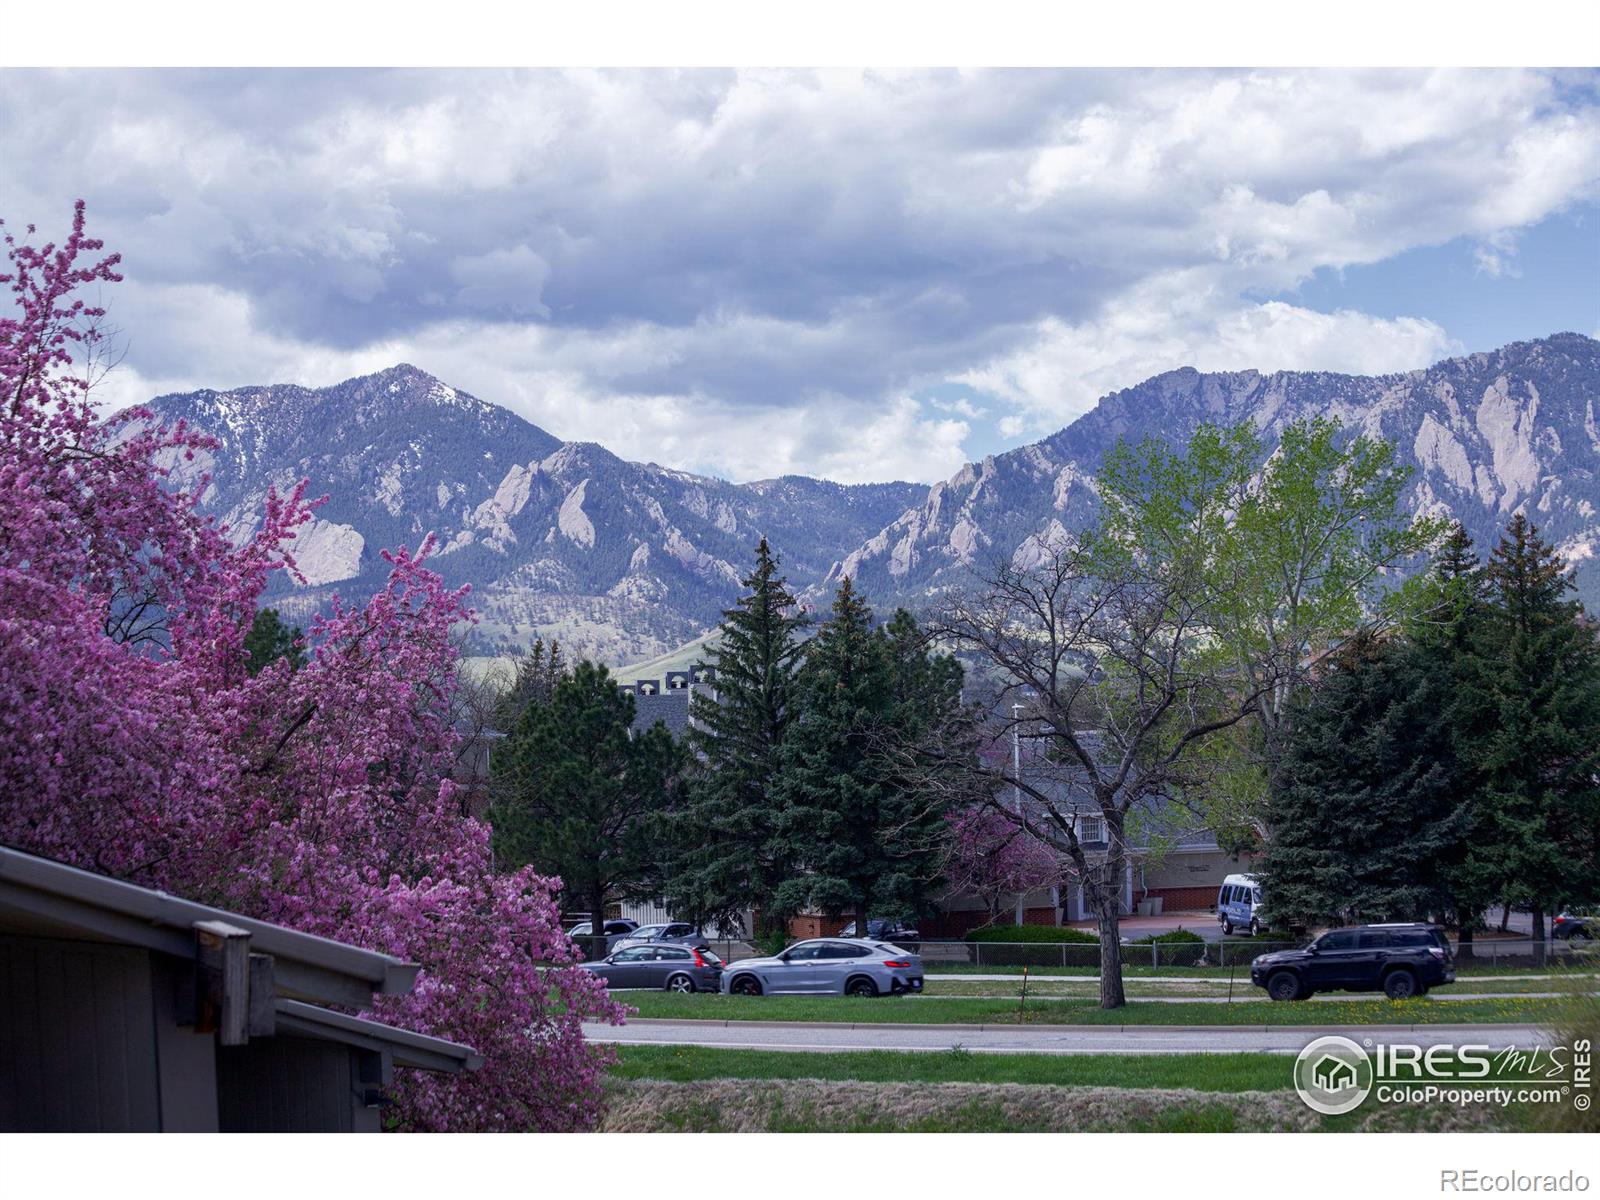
[274,1000,483,1073]
[0,844,417,1008]
[630,690,692,738]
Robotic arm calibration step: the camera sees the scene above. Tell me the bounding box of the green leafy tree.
[490,659,681,960]
[1261,634,1472,928]
[1465,516,1600,954]
[242,606,306,676]
[1097,417,1442,834]
[673,539,808,936]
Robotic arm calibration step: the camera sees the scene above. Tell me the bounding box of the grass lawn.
[611,1044,1295,1091]
[622,991,1566,1026]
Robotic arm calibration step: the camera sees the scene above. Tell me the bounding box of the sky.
[2,68,1597,484]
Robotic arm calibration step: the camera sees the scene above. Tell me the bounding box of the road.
[587,1019,1551,1055]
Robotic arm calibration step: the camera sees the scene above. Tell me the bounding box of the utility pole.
[1012,702,1025,927]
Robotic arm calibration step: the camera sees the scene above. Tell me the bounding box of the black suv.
[1250,924,1455,1001]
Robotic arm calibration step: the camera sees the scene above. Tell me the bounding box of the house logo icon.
[1293,1036,1373,1115]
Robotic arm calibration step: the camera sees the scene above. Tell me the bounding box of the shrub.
[964,925,1098,944]
[1124,928,1205,967]
[963,924,1099,966]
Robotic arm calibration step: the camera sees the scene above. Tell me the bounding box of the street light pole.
[1012,702,1025,926]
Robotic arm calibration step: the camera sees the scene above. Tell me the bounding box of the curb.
[622,1018,1540,1035]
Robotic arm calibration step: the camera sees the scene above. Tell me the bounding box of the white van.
[1216,873,1265,936]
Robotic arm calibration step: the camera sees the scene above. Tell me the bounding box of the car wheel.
[665,973,696,993]
[1248,918,1260,937]
[1383,970,1419,1000]
[731,974,762,996]
[1221,918,1233,936]
[846,976,879,998]
[1266,971,1302,1002]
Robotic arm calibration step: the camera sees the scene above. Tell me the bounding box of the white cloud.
[958,274,1459,438]
[9,67,1596,480]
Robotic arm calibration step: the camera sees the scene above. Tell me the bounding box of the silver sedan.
[719,938,923,997]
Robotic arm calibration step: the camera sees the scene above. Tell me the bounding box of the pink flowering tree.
[0,203,626,1131]
[943,804,1063,928]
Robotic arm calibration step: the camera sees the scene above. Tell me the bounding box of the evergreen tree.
[773,579,956,929]
[492,637,564,729]
[1406,523,1502,950]
[1468,515,1600,951]
[490,659,680,960]
[672,539,808,936]
[1261,634,1471,928]
[774,576,890,924]
[242,606,306,676]
[874,608,966,919]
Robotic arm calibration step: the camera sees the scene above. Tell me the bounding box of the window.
[656,947,691,961]
[632,925,664,939]
[611,947,652,962]
[821,943,869,959]
[1358,931,1395,949]
[1077,816,1106,842]
[665,924,692,937]
[785,943,823,961]
[1316,931,1358,952]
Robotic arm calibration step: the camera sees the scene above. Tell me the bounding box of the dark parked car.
[579,942,725,992]
[616,921,709,949]
[837,919,920,948]
[1250,923,1455,1001]
[566,919,640,956]
[1553,912,1593,943]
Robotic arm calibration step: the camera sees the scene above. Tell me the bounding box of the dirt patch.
[600,1078,1507,1133]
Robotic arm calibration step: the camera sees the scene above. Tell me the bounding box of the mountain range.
[134,333,1600,664]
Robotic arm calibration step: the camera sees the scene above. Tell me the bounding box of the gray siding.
[217,1037,372,1132]
[0,935,161,1132]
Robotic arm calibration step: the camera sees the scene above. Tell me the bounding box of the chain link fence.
[910,935,1595,971]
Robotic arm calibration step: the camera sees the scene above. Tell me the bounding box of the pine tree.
[874,608,966,919]
[673,539,808,936]
[489,659,680,960]
[1407,524,1502,951]
[1261,634,1471,927]
[492,637,564,729]
[772,577,897,926]
[242,607,306,676]
[1469,515,1600,953]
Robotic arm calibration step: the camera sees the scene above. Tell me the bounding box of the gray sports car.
[719,938,923,997]
[579,942,725,992]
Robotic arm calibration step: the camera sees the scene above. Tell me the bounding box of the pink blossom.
[0,204,626,1131]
